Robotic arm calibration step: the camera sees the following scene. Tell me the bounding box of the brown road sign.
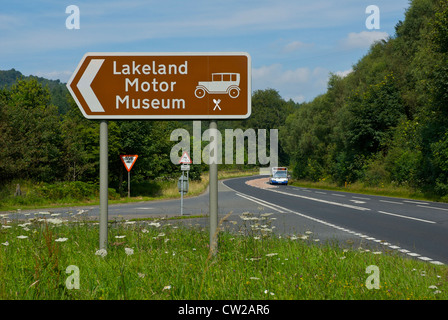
[67,52,251,120]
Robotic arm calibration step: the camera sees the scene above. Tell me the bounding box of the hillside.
[0,68,70,114]
[280,0,448,199]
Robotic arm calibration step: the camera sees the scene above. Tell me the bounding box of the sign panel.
[120,155,138,172]
[179,151,192,164]
[181,164,190,171]
[67,52,251,120]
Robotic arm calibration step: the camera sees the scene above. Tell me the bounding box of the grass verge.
[0,211,447,300]
[0,169,258,211]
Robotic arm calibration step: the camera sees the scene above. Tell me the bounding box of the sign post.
[120,155,138,197]
[99,120,108,250]
[67,52,251,251]
[178,152,192,216]
[209,120,218,256]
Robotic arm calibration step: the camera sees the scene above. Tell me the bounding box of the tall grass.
[1,210,447,300]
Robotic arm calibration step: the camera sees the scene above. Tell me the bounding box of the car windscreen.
[273,171,287,178]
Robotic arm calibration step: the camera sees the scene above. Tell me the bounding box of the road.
[4,175,448,264]
[224,176,448,265]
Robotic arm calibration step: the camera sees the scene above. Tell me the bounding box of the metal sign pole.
[99,120,108,250]
[209,120,218,255]
[128,170,131,198]
[181,170,184,216]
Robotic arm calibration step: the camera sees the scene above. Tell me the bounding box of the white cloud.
[252,63,330,103]
[340,31,389,49]
[335,68,353,78]
[282,41,313,53]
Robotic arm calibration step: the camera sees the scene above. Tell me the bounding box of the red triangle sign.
[179,151,192,164]
[120,155,138,172]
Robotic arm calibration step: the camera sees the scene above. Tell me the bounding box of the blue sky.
[0,0,410,103]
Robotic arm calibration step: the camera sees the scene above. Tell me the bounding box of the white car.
[195,73,240,99]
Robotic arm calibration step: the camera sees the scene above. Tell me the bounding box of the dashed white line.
[404,200,429,205]
[332,193,346,197]
[271,189,370,211]
[379,200,403,205]
[377,211,436,224]
[352,196,371,200]
[417,205,448,212]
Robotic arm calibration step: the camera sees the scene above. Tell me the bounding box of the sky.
[0,0,411,103]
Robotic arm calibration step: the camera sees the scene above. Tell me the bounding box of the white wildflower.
[125,247,134,256]
[95,249,107,257]
[163,285,171,291]
[47,218,63,225]
[1,241,9,246]
[55,238,68,242]
[115,235,126,239]
[148,222,161,227]
[266,253,278,257]
[17,235,28,239]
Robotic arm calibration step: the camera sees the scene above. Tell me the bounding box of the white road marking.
[236,193,285,213]
[270,189,370,211]
[377,211,436,224]
[352,196,371,200]
[417,205,448,212]
[403,200,429,205]
[349,200,366,204]
[379,200,403,205]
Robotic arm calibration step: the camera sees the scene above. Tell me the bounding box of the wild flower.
[148,222,161,227]
[115,235,126,239]
[17,235,28,239]
[266,253,278,257]
[47,218,63,225]
[1,241,9,246]
[125,248,134,256]
[163,285,171,291]
[55,238,68,242]
[95,249,107,258]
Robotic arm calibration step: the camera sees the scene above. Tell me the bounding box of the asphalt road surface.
[4,175,448,264]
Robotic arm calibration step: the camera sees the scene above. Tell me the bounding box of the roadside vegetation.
[0,170,257,211]
[1,210,447,300]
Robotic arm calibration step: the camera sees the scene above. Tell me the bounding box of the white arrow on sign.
[76,59,105,112]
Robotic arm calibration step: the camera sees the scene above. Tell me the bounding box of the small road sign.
[120,155,138,172]
[179,151,192,164]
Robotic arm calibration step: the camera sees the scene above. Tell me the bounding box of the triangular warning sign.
[120,155,138,172]
[178,151,192,164]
